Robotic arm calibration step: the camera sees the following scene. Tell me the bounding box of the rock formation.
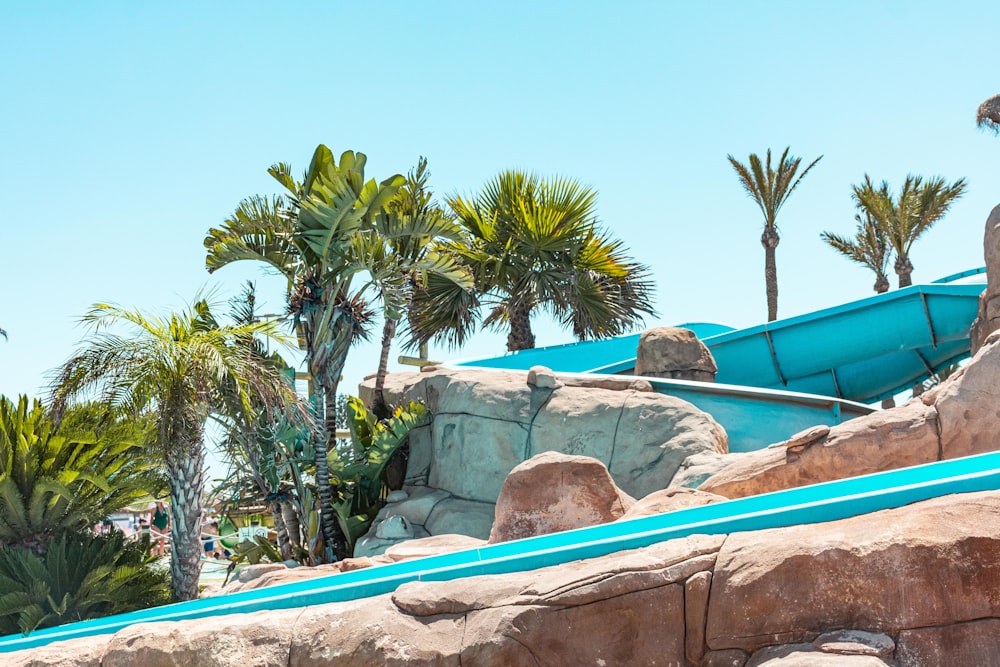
[635,326,718,381]
[11,489,999,666]
[699,331,1000,498]
[353,366,727,554]
[970,204,1000,354]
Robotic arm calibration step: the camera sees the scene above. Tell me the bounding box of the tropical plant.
[852,175,967,287]
[728,148,822,322]
[331,397,430,554]
[0,396,157,554]
[205,145,472,560]
[978,94,1000,134]
[50,297,299,601]
[821,210,892,293]
[0,327,6,340]
[0,530,170,636]
[371,157,470,416]
[439,170,655,352]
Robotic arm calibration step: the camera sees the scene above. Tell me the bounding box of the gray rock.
[425,497,496,540]
[375,515,415,540]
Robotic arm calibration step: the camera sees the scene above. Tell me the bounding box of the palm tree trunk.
[874,274,890,294]
[166,441,206,602]
[280,498,302,555]
[762,227,780,322]
[373,317,397,419]
[507,301,535,351]
[269,496,292,561]
[895,254,914,288]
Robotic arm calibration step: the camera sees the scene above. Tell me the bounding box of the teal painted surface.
[454,280,985,405]
[4,450,999,653]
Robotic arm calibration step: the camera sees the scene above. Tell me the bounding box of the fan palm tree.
[728,148,822,322]
[977,94,1000,134]
[50,298,298,600]
[204,146,471,560]
[852,175,967,288]
[439,170,655,352]
[821,210,892,293]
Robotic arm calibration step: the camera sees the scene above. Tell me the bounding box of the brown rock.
[488,451,635,543]
[4,635,110,667]
[382,534,487,562]
[700,400,940,498]
[635,326,718,381]
[934,334,1000,459]
[685,570,712,664]
[896,618,1000,666]
[392,533,724,617]
[289,596,464,666]
[621,486,726,520]
[783,424,830,451]
[461,586,686,666]
[222,562,342,594]
[102,609,296,667]
[970,204,1000,354]
[705,490,1000,653]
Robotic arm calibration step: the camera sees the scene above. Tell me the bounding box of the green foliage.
[229,534,283,566]
[329,398,430,554]
[437,171,656,351]
[0,396,158,552]
[821,210,891,293]
[0,530,169,636]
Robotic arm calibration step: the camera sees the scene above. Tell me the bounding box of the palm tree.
[51,298,298,600]
[728,148,822,322]
[821,209,892,293]
[852,175,967,288]
[205,146,471,560]
[440,170,655,352]
[371,157,469,415]
[977,94,1000,134]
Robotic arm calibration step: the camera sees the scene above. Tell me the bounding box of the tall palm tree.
[977,94,1000,134]
[205,146,471,560]
[440,170,655,352]
[728,148,822,322]
[852,174,967,288]
[51,298,298,600]
[371,157,470,415]
[821,209,892,293]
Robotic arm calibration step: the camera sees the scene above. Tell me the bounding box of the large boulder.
[635,326,718,381]
[488,451,635,543]
[705,490,1000,653]
[357,367,727,544]
[970,204,1000,354]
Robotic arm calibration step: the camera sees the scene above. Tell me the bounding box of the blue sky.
[2,1,998,411]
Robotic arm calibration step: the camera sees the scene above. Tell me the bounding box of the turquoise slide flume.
[3,450,999,653]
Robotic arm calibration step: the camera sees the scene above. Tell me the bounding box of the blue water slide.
[4,449,999,653]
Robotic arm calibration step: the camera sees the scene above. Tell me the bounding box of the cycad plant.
[0,396,156,554]
[0,530,169,636]
[821,210,892,293]
[439,170,655,351]
[852,175,967,287]
[728,148,822,322]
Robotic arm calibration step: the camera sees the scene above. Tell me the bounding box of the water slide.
[1,270,990,652]
[4,450,1000,653]
[452,270,987,451]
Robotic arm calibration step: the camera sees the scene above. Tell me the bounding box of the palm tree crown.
[442,170,656,352]
[728,147,822,322]
[51,297,298,600]
[977,94,1000,135]
[852,174,967,288]
[821,209,892,293]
